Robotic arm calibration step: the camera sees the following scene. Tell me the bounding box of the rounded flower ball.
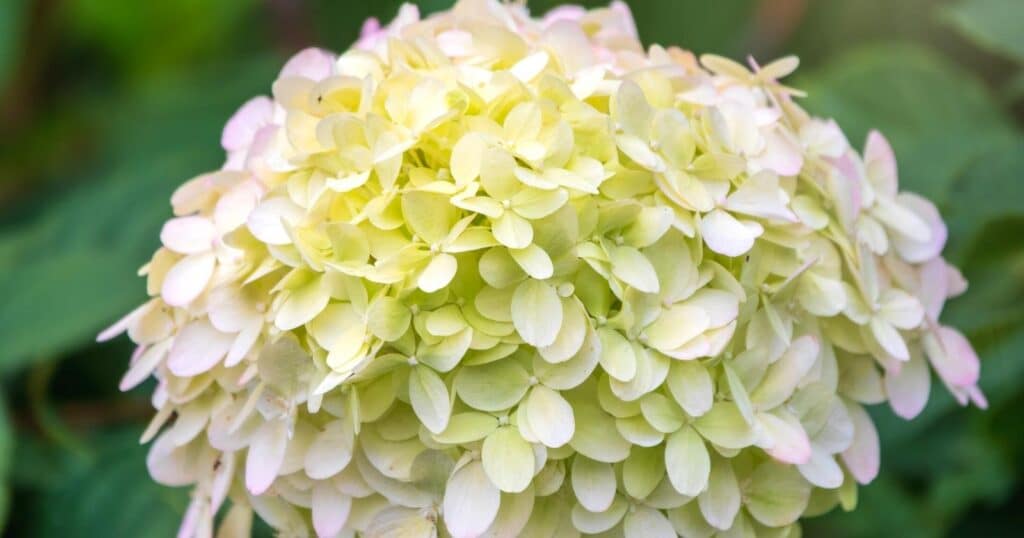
[100,1,984,536]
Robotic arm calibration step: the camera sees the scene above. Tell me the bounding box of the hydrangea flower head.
[101,1,983,536]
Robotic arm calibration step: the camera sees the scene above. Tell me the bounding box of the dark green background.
[0,0,1022,536]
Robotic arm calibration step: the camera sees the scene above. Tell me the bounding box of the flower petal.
[482,427,535,493]
[525,385,575,448]
[246,420,289,495]
[443,461,501,538]
[166,319,233,377]
[408,365,452,434]
[511,279,562,347]
[161,253,216,307]
[665,426,710,497]
[841,401,880,485]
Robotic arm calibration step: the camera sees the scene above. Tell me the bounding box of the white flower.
[99,2,983,537]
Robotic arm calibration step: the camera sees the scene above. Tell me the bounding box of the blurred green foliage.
[0,0,1021,536]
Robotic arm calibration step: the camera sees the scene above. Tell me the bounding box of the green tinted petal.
[525,385,575,448]
[645,305,709,352]
[537,298,588,364]
[425,304,469,337]
[692,401,756,449]
[408,365,452,434]
[623,505,675,538]
[455,359,531,411]
[511,279,562,347]
[418,253,459,293]
[571,403,632,463]
[623,445,665,499]
[493,211,534,249]
[697,454,740,531]
[571,456,617,512]
[434,412,499,444]
[509,244,554,280]
[597,328,637,382]
[451,132,486,186]
[511,187,569,220]
[744,462,811,527]
[665,426,710,497]
[402,190,457,245]
[640,392,684,433]
[482,426,535,493]
[666,360,714,417]
[608,245,660,293]
[367,296,411,341]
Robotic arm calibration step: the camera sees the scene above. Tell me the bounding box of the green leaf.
[0,395,11,530]
[798,44,1016,204]
[940,0,1024,62]
[943,138,1024,264]
[20,429,190,538]
[0,0,25,91]
[64,0,257,80]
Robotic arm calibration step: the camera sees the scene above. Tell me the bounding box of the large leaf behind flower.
[940,0,1024,63]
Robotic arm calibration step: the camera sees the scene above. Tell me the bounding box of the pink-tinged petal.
[221,97,273,152]
[917,257,949,321]
[864,130,898,198]
[947,264,968,297]
[802,119,848,158]
[354,18,386,51]
[214,181,261,234]
[244,124,280,172]
[966,385,988,409]
[247,197,304,246]
[279,48,335,81]
[759,412,812,465]
[176,498,204,538]
[826,152,863,231]
[311,482,352,538]
[891,193,947,263]
[885,349,930,419]
[841,401,880,485]
[543,20,596,74]
[160,216,216,255]
[541,5,586,27]
[222,149,246,171]
[359,17,381,39]
[610,1,640,38]
[246,419,289,495]
[167,319,234,377]
[924,326,980,388]
[355,4,419,51]
[161,252,216,307]
[751,128,804,176]
[436,30,474,58]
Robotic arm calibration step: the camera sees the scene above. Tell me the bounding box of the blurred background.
[0,0,1022,536]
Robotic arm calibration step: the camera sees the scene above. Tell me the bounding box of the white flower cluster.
[100,1,983,536]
